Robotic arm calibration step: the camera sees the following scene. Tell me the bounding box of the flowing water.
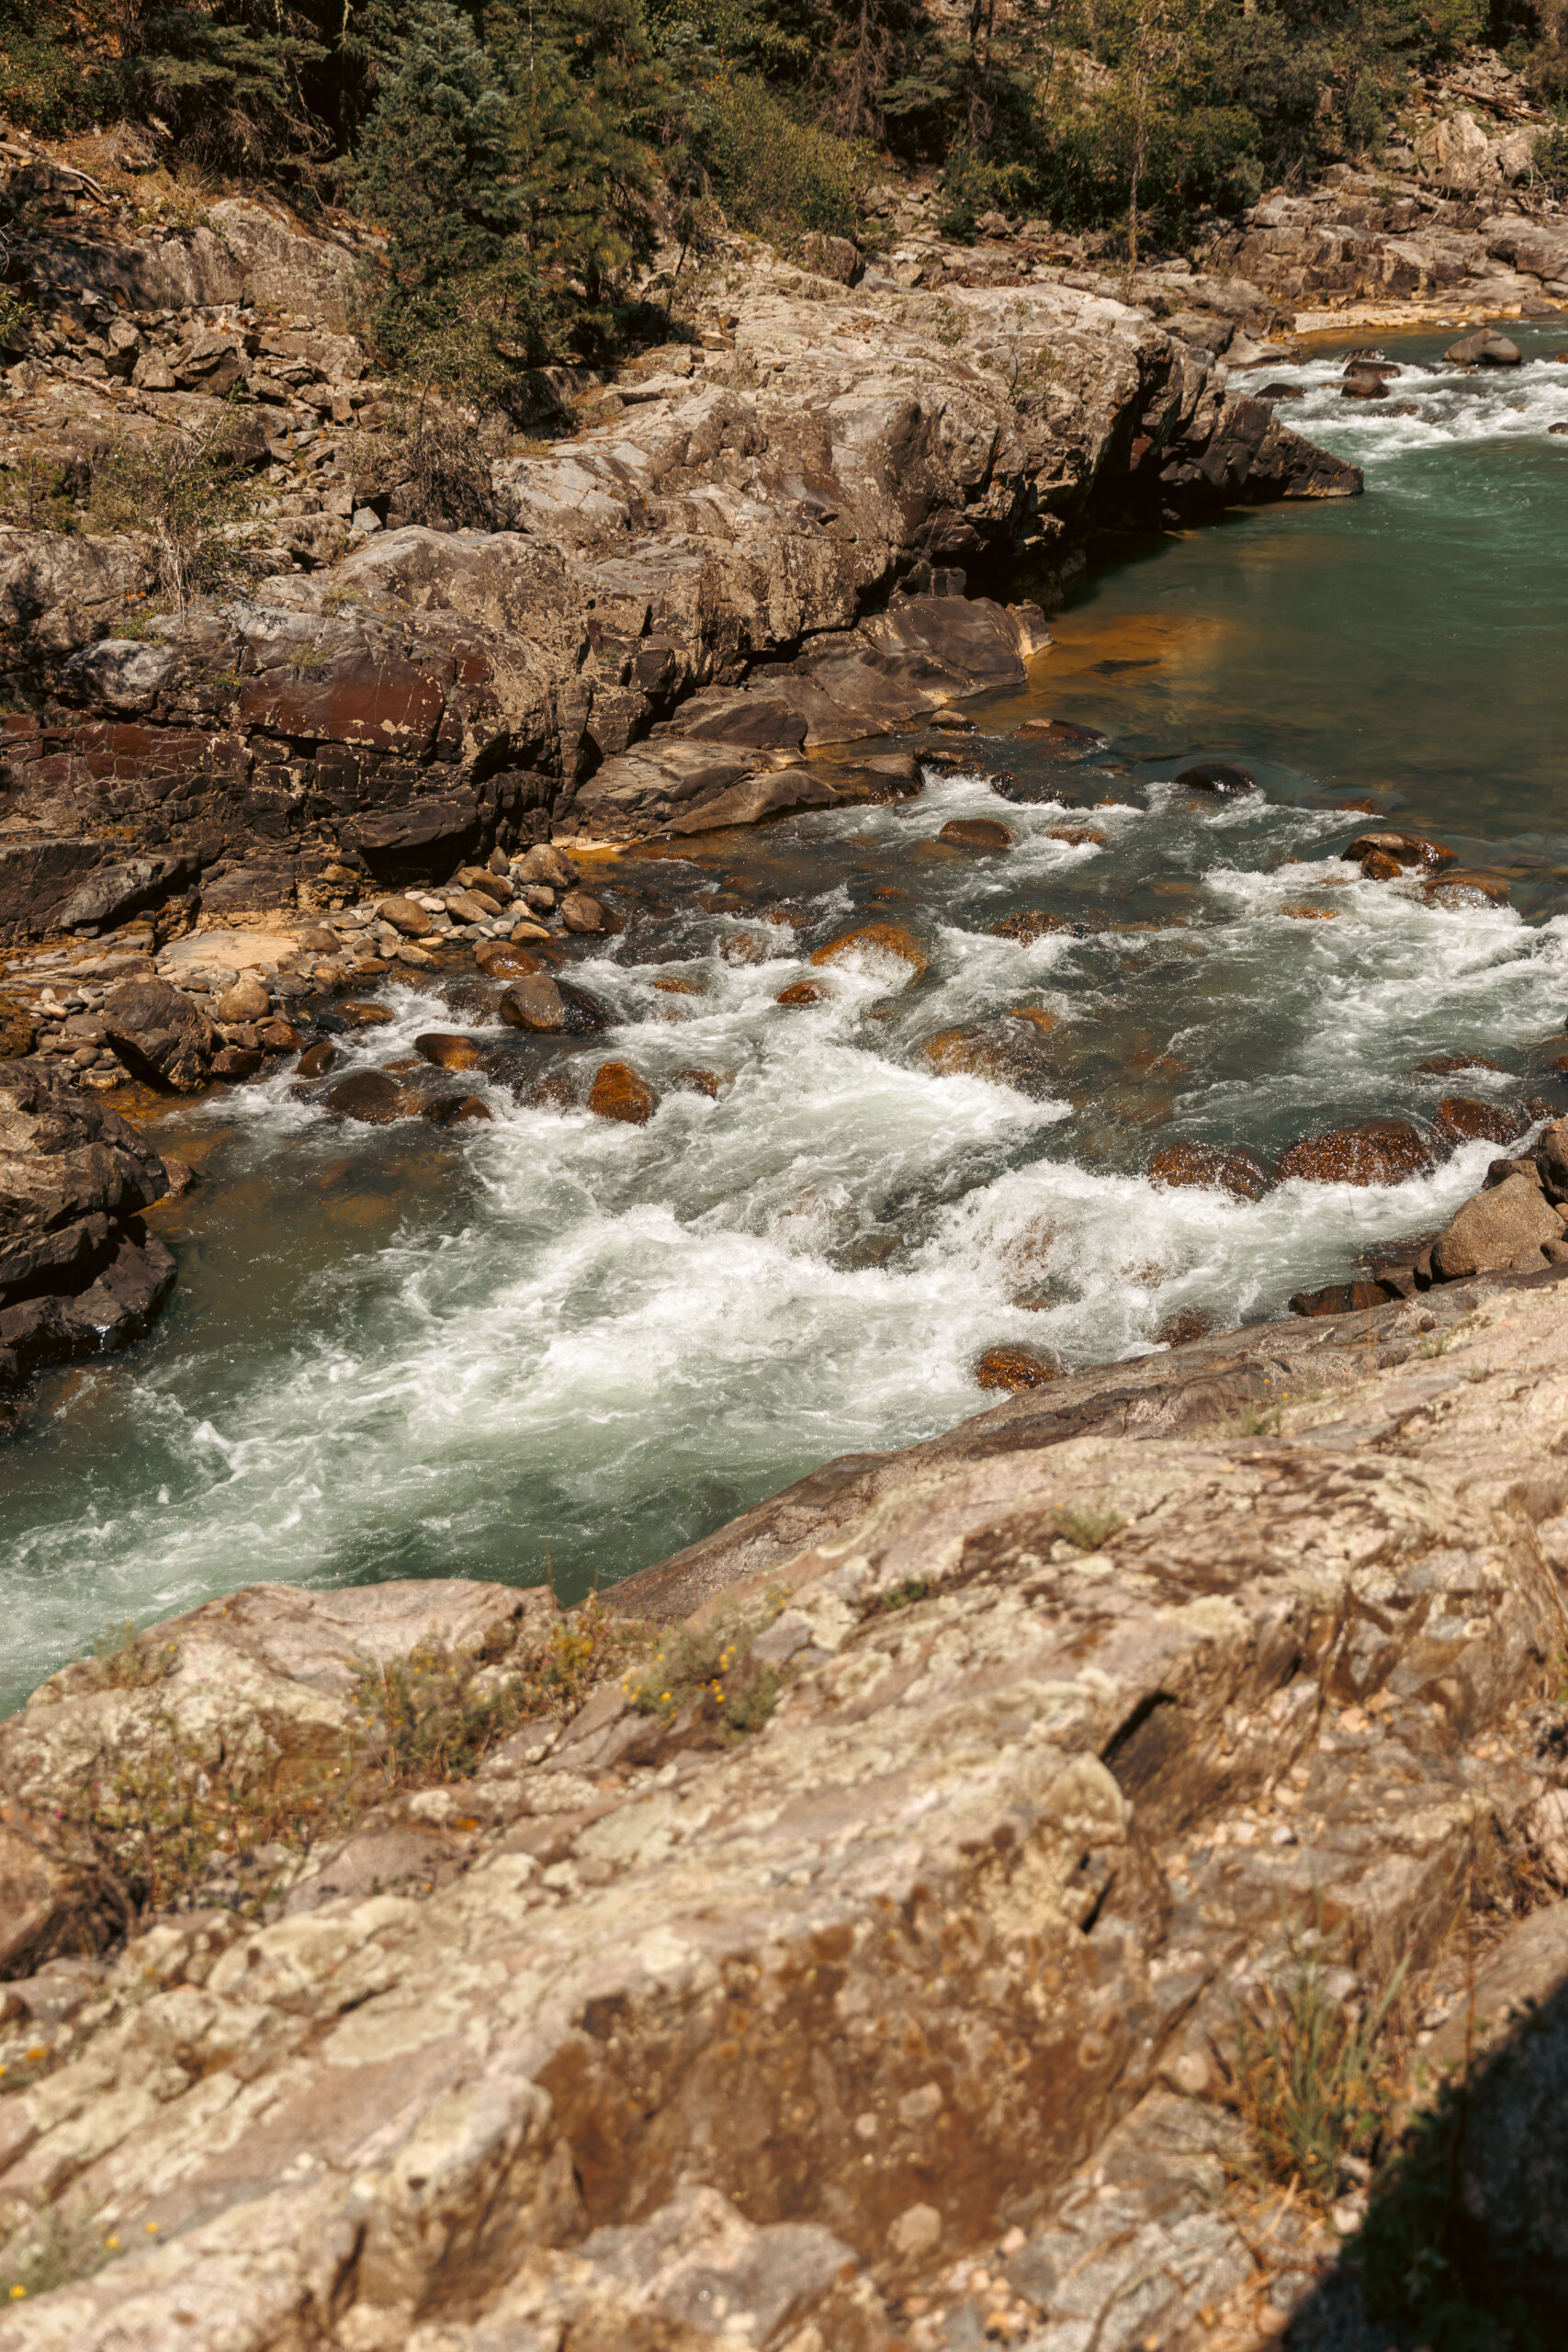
[6,321,1568,1708]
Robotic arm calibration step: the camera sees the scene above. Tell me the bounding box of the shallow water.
[6,320,1568,1709]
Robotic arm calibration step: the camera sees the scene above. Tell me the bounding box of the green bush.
[705,71,870,241]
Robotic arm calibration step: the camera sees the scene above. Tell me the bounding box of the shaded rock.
[1417,1051,1506,1077]
[588,1061,658,1125]
[939,818,1013,850]
[102,977,219,1092]
[777,978,831,1007]
[296,1039,336,1078]
[1015,719,1111,760]
[674,1068,724,1098]
[57,851,193,933]
[1290,1277,1395,1317]
[323,1069,414,1124]
[1430,1170,1563,1280]
[1147,1141,1269,1201]
[259,1021,303,1053]
[809,922,929,982]
[416,1033,485,1072]
[1428,868,1511,905]
[1342,830,1456,874]
[1275,1120,1432,1186]
[1174,762,1257,797]
[974,1345,1057,1392]
[1434,1095,1526,1148]
[424,1093,492,1125]
[560,889,609,934]
[516,845,580,888]
[500,975,569,1033]
[211,1046,264,1081]
[0,997,37,1059]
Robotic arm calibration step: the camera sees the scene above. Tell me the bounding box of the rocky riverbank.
[8,1261,1568,2345]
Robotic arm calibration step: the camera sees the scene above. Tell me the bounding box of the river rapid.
[6,322,1568,1706]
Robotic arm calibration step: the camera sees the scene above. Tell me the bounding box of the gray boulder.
[1444,329,1523,366]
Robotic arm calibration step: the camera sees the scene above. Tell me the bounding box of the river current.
[6,322,1568,1707]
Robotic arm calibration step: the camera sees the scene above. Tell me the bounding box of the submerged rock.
[323,1069,414,1124]
[973,1344,1057,1390]
[1147,1140,1269,1200]
[809,922,929,981]
[415,1033,485,1072]
[500,975,569,1033]
[1434,1093,1526,1147]
[938,818,1013,850]
[1174,761,1257,796]
[1275,1119,1432,1185]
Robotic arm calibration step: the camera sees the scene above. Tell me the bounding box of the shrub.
[705,73,871,242]
[0,456,78,536]
[0,2197,121,2304]
[621,1602,780,1738]
[85,421,263,610]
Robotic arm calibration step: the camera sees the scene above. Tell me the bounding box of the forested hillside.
[3,0,1566,372]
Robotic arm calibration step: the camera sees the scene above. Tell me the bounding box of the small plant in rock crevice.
[621,1604,781,1740]
[1049,1501,1124,1551]
[0,2194,122,2303]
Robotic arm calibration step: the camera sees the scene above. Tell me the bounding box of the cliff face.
[6,1264,1568,2346]
[0,222,1358,944]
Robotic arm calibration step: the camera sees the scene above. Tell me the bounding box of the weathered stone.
[296,1039,336,1079]
[500,976,569,1033]
[1434,1094,1524,1148]
[415,1034,484,1072]
[377,895,434,939]
[1174,761,1257,796]
[323,1069,414,1124]
[809,922,929,982]
[214,976,272,1024]
[0,998,36,1060]
[1431,1170,1564,1280]
[938,818,1013,849]
[1446,328,1523,365]
[101,978,218,1093]
[559,890,609,934]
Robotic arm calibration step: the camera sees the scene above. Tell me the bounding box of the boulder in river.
[1431,1170,1565,1279]
[1445,330,1522,367]
[500,975,568,1033]
[214,976,271,1023]
[1434,1095,1526,1148]
[989,910,1084,944]
[1147,1141,1269,1201]
[515,844,580,888]
[102,977,219,1092]
[1428,869,1511,905]
[1341,381,1389,401]
[560,890,610,935]
[1342,830,1456,874]
[809,922,929,982]
[938,819,1013,851]
[416,1033,485,1071]
[1174,762,1257,797]
[324,1069,414,1124]
[588,1061,658,1125]
[1275,1119,1432,1186]
[974,1344,1057,1391]
[424,1093,492,1125]
[478,940,544,978]
[1015,719,1110,760]
[777,978,830,1007]
[296,1038,336,1078]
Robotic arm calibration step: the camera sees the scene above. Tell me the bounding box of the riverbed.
[6,321,1568,1707]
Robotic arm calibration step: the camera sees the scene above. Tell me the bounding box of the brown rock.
[1427,870,1511,905]
[424,1093,492,1125]
[159,1154,197,1198]
[458,866,513,904]
[1147,1142,1269,1201]
[447,888,503,927]
[1008,1006,1061,1035]
[516,844,580,888]
[376,894,434,937]
[675,1068,724,1098]
[938,819,1013,850]
[974,1345,1057,1392]
[0,996,38,1058]
[1416,1052,1506,1076]
[102,977,219,1092]
[211,1046,264,1081]
[560,890,609,934]
[810,923,928,980]
[1434,1096,1525,1148]
[214,976,272,1023]
[1431,1170,1564,1280]
[1015,719,1110,759]
[989,910,1076,944]
[296,1039,337,1079]
[1157,1306,1214,1347]
[1175,762,1257,797]
[500,976,568,1033]
[323,1069,413,1124]
[1360,849,1403,881]
[479,941,544,978]
[259,1021,302,1053]
[1047,828,1105,848]
[1290,1278,1391,1317]
[777,979,830,1007]
[1274,1120,1432,1186]
[337,1001,395,1030]
[588,1061,658,1125]
[415,1033,484,1071]
[1280,903,1337,921]
[1342,831,1456,873]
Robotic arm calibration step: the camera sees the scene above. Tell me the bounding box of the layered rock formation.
[0,209,1359,942]
[7,1266,1568,2344]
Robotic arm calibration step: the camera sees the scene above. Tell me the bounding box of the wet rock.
[834,751,922,805]
[675,1068,724,1098]
[337,1001,394,1030]
[1258,381,1305,399]
[259,1021,303,1054]
[1417,1051,1506,1076]
[323,1069,414,1124]
[516,845,580,888]
[1275,1120,1432,1186]
[1015,719,1110,760]
[416,1033,485,1072]
[988,910,1082,944]
[1174,762,1257,796]
[1341,380,1389,400]
[974,1345,1057,1391]
[296,1039,336,1078]
[160,1155,197,1197]
[1343,829,1456,874]
[1157,1306,1215,1346]
[0,997,37,1059]
[478,941,545,978]
[102,977,219,1092]
[938,819,1013,850]
[500,975,569,1033]
[1290,1277,1395,1317]
[1344,360,1400,381]
[558,982,613,1035]
[214,976,272,1023]
[1434,1095,1526,1148]
[777,979,831,1007]
[588,1060,658,1125]
[1446,329,1522,365]
[1147,1141,1269,1201]
[809,922,929,982]
[211,1046,264,1081]
[424,1093,492,1125]
[377,893,434,937]
[561,889,609,934]
[1428,869,1511,905]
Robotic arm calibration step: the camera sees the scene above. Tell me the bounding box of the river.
[6,321,1568,1708]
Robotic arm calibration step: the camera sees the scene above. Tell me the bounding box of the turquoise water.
[5,320,1568,1709]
